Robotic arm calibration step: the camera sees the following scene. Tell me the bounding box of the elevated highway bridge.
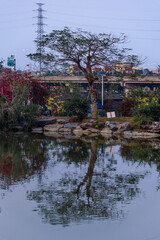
[36,75,160,91]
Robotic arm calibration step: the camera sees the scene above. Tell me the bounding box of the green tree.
[28,27,140,118]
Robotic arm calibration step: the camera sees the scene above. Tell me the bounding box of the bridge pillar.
[123,83,130,96]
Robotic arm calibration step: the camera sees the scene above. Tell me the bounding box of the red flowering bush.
[0,69,48,105]
[121,98,137,116]
[0,69,49,129]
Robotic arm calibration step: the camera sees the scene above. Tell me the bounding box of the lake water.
[0,133,160,240]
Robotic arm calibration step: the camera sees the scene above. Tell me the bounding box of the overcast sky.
[1,0,160,70]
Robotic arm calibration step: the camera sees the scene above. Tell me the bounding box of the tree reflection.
[0,133,48,188]
[27,140,146,226]
[76,142,97,203]
[120,139,160,170]
[50,138,90,165]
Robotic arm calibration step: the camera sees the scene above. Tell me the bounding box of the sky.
[1,0,160,70]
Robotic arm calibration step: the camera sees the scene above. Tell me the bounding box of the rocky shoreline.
[31,118,160,139]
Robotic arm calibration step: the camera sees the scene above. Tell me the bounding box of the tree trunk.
[88,80,97,118]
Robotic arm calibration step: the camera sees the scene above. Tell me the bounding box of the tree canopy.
[28,27,142,117]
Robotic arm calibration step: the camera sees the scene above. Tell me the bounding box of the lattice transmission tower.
[34,3,47,73]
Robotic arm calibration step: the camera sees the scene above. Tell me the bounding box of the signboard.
[7,55,15,67]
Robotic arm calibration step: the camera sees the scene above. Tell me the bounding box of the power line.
[48,10,160,22]
[0,24,32,31]
[1,16,160,34]
[131,37,160,41]
[0,10,31,17]
[0,18,32,24]
[47,20,160,33]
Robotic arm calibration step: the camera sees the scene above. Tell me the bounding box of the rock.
[35,118,56,127]
[118,122,132,132]
[57,119,70,124]
[89,128,100,133]
[32,127,43,133]
[63,123,78,128]
[149,122,160,132]
[89,119,96,123]
[105,121,118,131]
[44,124,63,132]
[101,127,113,135]
[140,123,150,130]
[140,121,160,133]
[83,128,100,137]
[122,131,133,138]
[101,132,113,138]
[73,127,83,136]
[58,127,72,133]
[80,122,95,130]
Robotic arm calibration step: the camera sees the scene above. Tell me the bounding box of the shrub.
[121,98,136,116]
[133,102,160,124]
[64,96,89,120]
[46,84,89,119]
[20,104,39,125]
[0,69,48,129]
[0,103,39,129]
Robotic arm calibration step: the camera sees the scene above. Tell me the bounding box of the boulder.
[101,132,112,138]
[57,119,70,124]
[105,121,118,131]
[58,127,72,133]
[101,127,113,135]
[140,121,160,133]
[149,122,160,132]
[83,128,100,136]
[89,119,96,123]
[73,126,83,136]
[140,123,150,130]
[44,124,63,132]
[117,122,132,132]
[63,123,78,128]
[80,122,95,130]
[35,118,56,127]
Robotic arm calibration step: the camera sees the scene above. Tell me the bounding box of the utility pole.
[98,71,106,117]
[34,3,46,75]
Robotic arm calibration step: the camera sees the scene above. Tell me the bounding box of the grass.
[80,116,136,129]
[38,115,137,129]
[81,117,133,124]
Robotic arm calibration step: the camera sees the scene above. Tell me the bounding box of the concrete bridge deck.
[37,75,160,85]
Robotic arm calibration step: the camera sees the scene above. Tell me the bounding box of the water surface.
[0,133,160,240]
